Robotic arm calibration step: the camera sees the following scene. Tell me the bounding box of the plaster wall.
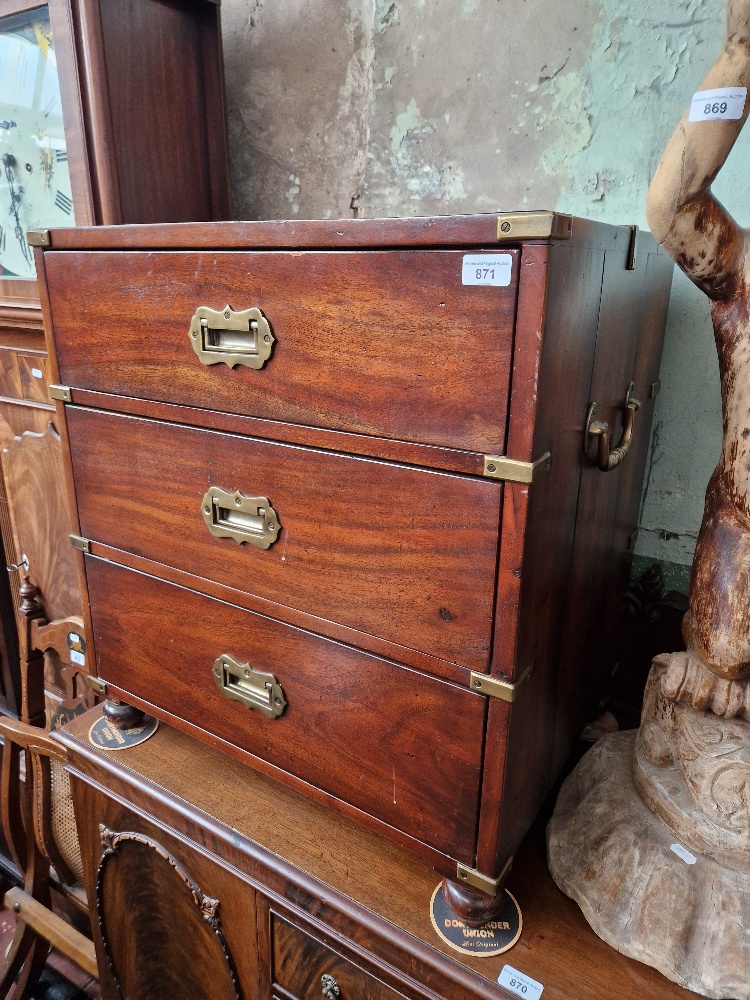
[222,0,749,590]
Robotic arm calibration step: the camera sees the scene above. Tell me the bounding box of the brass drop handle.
[321,974,340,999]
[585,382,641,472]
[189,304,274,369]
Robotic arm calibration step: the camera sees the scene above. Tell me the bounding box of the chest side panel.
[45,248,518,454]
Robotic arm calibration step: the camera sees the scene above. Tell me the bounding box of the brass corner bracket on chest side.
[469,663,534,704]
[49,385,72,402]
[69,535,91,554]
[455,856,513,897]
[27,229,50,247]
[495,212,572,242]
[482,452,551,484]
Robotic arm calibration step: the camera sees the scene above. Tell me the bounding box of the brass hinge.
[49,385,72,402]
[496,212,572,242]
[84,675,106,695]
[469,662,534,703]
[69,535,91,554]
[26,229,50,247]
[483,452,551,484]
[455,856,513,897]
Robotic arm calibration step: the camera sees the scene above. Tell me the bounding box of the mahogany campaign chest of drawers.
[34,212,672,907]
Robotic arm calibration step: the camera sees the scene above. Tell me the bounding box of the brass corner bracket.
[455,856,513,897]
[69,535,91,554]
[49,385,72,402]
[483,452,551,484]
[27,230,50,247]
[469,662,534,704]
[84,675,106,695]
[496,212,572,243]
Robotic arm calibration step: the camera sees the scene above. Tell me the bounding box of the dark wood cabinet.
[55,706,698,1000]
[39,212,672,908]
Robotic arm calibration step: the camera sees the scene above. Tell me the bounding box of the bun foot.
[103,698,145,731]
[442,877,507,928]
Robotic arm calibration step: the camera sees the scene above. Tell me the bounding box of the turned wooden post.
[102,699,146,731]
[18,575,47,728]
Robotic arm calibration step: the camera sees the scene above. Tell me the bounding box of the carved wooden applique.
[96,825,242,1000]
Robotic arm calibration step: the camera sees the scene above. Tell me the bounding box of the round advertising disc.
[88,713,159,751]
[429,883,522,957]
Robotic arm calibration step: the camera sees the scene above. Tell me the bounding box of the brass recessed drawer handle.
[585,382,641,472]
[189,304,274,369]
[201,486,281,549]
[212,655,287,719]
[321,974,340,999]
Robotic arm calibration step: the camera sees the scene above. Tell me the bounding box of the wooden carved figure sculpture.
[548,3,750,998]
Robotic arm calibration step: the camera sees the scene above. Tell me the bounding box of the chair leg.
[0,918,50,1000]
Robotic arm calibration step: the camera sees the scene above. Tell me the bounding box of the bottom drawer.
[86,556,486,863]
[272,914,409,1000]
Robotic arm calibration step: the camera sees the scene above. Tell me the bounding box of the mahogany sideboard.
[55,707,698,1000]
[35,212,673,914]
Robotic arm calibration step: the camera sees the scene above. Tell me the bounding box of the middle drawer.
[67,406,501,672]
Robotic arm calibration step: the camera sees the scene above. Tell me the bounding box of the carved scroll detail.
[96,825,241,1000]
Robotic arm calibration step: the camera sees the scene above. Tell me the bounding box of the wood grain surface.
[67,406,501,671]
[97,833,241,999]
[273,914,409,1000]
[97,0,230,224]
[58,710,698,1000]
[64,388,488,477]
[85,556,486,862]
[3,425,81,626]
[39,212,633,251]
[489,243,611,875]
[45,249,517,453]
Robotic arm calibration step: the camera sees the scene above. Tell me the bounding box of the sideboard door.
[72,779,259,1000]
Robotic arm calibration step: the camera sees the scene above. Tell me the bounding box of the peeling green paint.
[222,0,741,576]
[538,71,593,175]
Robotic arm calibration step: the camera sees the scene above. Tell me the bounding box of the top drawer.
[44,249,518,454]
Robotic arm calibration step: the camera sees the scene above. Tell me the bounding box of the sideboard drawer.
[85,558,485,861]
[67,406,501,671]
[45,248,518,453]
[272,914,410,1000]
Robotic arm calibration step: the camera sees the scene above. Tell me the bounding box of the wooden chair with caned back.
[0,422,98,995]
[0,577,97,996]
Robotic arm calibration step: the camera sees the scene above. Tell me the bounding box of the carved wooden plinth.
[548,658,750,999]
